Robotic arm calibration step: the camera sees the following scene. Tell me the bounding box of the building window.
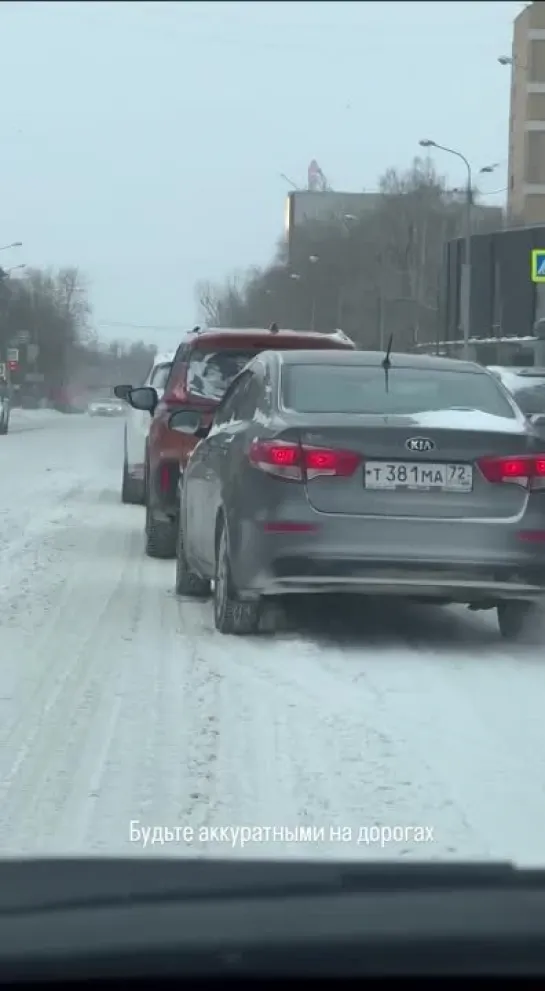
[529,39,545,82]
[526,130,545,183]
[527,92,545,120]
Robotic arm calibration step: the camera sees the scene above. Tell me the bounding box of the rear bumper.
[230,516,545,603]
[127,462,145,481]
[246,559,545,602]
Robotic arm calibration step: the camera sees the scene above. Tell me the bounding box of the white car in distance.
[88,395,126,417]
[118,352,174,505]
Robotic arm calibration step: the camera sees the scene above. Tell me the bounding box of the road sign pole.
[460,168,473,361]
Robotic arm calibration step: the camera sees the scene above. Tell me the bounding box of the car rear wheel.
[145,499,177,558]
[213,523,261,635]
[497,600,543,643]
[175,512,210,597]
[121,457,145,505]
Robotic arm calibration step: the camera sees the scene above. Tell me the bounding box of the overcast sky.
[0,0,525,349]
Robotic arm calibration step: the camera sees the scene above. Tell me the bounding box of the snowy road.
[0,410,544,865]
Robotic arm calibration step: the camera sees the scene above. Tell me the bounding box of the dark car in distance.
[170,349,545,641]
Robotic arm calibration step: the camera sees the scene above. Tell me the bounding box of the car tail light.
[160,463,172,492]
[477,454,545,488]
[248,440,362,481]
[518,530,545,542]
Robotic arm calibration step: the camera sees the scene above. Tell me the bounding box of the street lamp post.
[419,139,473,360]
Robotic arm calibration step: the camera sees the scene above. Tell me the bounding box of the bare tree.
[195,280,223,326]
[0,262,162,406]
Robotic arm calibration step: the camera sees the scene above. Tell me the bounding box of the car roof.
[265,350,486,372]
[186,327,355,347]
[202,326,337,335]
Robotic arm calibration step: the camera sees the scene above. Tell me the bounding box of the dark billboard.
[441,225,545,342]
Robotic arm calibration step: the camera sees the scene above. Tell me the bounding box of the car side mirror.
[529,413,545,428]
[127,386,158,413]
[168,410,210,438]
[114,384,132,402]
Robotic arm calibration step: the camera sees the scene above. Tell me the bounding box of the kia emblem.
[405,436,435,453]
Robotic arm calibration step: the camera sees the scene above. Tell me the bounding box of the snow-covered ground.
[0,409,544,865]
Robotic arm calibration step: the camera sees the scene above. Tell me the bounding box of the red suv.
[127,326,356,558]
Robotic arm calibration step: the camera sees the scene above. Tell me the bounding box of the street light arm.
[429,142,472,189]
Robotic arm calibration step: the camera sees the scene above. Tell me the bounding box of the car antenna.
[381,333,394,392]
[269,322,279,334]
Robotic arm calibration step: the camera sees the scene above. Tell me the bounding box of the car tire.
[145,499,177,559]
[213,522,261,635]
[175,512,210,597]
[497,600,542,643]
[121,457,145,505]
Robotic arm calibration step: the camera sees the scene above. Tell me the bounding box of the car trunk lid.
[292,411,537,520]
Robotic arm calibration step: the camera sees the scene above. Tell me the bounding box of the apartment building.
[508,1,545,223]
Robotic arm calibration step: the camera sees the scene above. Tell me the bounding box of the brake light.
[160,463,172,492]
[248,440,362,481]
[477,454,545,488]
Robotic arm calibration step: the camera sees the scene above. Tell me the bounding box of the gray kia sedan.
[170,350,545,641]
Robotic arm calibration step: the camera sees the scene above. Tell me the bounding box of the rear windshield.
[150,362,172,390]
[282,365,516,418]
[497,373,545,416]
[187,349,260,401]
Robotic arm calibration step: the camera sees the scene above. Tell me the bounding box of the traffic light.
[7,360,18,372]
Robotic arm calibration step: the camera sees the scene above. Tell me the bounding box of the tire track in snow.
[167,600,486,861]
[0,492,140,853]
[277,599,545,865]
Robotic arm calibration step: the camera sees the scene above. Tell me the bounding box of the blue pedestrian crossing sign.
[531,249,545,282]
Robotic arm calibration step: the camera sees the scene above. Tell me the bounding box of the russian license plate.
[364,461,473,492]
